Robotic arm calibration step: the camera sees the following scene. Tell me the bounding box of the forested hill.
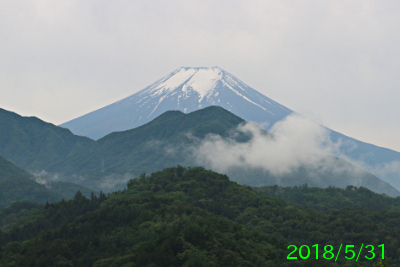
[0,155,59,207]
[0,166,398,266]
[56,106,247,175]
[256,184,400,212]
[0,154,94,208]
[0,106,246,179]
[0,108,94,171]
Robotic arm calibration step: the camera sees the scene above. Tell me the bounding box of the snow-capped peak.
[142,67,224,102]
[61,66,293,140]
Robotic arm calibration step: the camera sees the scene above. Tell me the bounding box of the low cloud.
[99,173,136,192]
[188,114,400,196]
[32,169,135,192]
[194,114,341,176]
[352,159,400,190]
[374,161,400,177]
[32,170,61,188]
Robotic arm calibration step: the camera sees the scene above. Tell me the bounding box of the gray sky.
[1,0,400,151]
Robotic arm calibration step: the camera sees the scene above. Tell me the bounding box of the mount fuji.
[61,67,292,140]
[61,66,400,191]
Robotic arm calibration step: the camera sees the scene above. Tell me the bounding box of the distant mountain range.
[59,67,400,191]
[1,106,398,196]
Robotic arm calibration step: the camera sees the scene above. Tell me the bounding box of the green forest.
[0,166,398,266]
[0,155,59,208]
[0,154,94,208]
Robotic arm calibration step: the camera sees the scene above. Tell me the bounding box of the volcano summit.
[61,67,292,140]
[60,67,400,191]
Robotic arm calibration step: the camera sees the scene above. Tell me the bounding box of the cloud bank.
[194,114,341,175]
[189,113,400,195]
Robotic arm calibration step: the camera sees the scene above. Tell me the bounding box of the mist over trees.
[0,166,398,266]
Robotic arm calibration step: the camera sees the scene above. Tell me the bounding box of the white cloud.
[195,114,340,175]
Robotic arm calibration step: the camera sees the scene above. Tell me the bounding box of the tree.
[0,229,3,254]
[74,191,83,201]
[374,258,391,267]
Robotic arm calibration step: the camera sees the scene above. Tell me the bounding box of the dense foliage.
[256,184,400,212]
[0,201,43,230]
[0,154,94,207]
[0,108,94,172]
[1,166,398,266]
[47,180,96,201]
[0,155,59,208]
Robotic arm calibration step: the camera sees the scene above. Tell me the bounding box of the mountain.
[28,106,250,191]
[255,183,400,212]
[0,107,94,172]
[60,67,400,191]
[1,166,399,266]
[30,106,399,196]
[329,130,400,189]
[0,153,94,207]
[1,105,397,195]
[0,105,249,190]
[54,106,246,174]
[0,154,58,207]
[81,107,400,196]
[60,67,292,140]
[0,108,97,205]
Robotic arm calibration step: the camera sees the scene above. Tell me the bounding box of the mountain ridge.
[2,105,397,196]
[60,67,292,140]
[58,67,400,191]
[0,107,94,171]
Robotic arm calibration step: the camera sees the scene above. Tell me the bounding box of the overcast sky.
[1,0,400,151]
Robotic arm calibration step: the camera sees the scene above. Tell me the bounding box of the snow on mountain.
[60,67,293,140]
[60,66,400,192]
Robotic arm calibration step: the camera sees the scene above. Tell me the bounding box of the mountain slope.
[0,154,95,207]
[60,67,292,140]
[59,67,400,192]
[46,106,248,188]
[0,108,95,172]
[0,155,59,207]
[256,183,400,212]
[330,130,400,189]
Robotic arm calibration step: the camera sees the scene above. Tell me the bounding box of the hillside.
[256,184,400,212]
[0,201,43,230]
[0,108,94,172]
[0,153,94,208]
[0,166,397,266]
[0,155,59,207]
[56,106,246,174]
